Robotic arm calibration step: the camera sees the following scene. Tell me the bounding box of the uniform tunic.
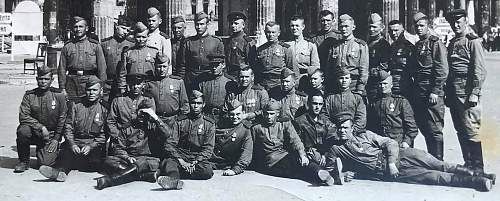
[324,90,366,132]
[367,36,391,101]
[171,36,185,78]
[181,34,225,83]
[293,113,337,164]
[286,38,320,76]
[65,100,107,149]
[212,121,253,174]
[147,29,172,62]
[311,29,341,69]
[389,33,417,97]
[226,83,269,119]
[145,76,189,117]
[269,88,307,120]
[225,32,256,77]
[255,41,296,90]
[118,45,165,88]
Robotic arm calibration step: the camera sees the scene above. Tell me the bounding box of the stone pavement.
[0,53,499,201]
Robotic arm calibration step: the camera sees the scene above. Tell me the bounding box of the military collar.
[395,32,406,42]
[305,113,325,125]
[148,29,160,36]
[292,35,305,42]
[72,35,88,43]
[284,88,296,97]
[196,32,209,39]
[369,34,383,43]
[231,31,245,38]
[419,33,431,41]
[381,92,392,98]
[114,35,127,42]
[188,113,203,120]
[173,36,185,42]
[34,88,50,95]
[342,34,355,42]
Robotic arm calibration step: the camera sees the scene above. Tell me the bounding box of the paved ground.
[0,53,499,201]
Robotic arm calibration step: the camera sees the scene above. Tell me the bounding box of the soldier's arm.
[95,44,107,82]
[18,94,44,131]
[216,38,225,56]
[253,89,269,117]
[233,128,253,174]
[431,40,449,95]
[357,43,369,92]
[469,39,487,96]
[401,98,418,145]
[285,121,307,157]
[285,47,300,77]
[118,51,128,90]
[164,121,181,159]
[163,38,172,65]
[106,99,121,139]
[195,122,216,162]
[367,131,399,165]
[54,93,68,140]
[247,40,257,67]
[310,42,320,69]
[354,94,367,132]
[64,102,77,147]
[58,47,68,90]
[175,41,186,78]
[179,81,190,115]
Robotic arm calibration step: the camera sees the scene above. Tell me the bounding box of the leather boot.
[138,170,158,182]
[96,165,138,190]
[473,170,497,185]
[39,165,67,182]
[426,139,437,159]
[435,140,444,161]
[318,170,335,186]
[453,164,474,176]
[457,138,472,168]
[14,161,29,173]
[469,142,484,172]
[157,176,183,190]
[14,141,30,173]
[451,175,492,192]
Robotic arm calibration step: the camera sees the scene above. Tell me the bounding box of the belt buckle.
[77,70,84,76]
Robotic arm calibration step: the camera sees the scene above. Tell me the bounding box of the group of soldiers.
[14,6,496,192]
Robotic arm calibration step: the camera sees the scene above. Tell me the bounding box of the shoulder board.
[304,37,313,43]
[203,115,215,124]
[251,84,265,90]
[295,90,307,97]
[211,35,223,42]
[88,38,99,44]
[354,38,367,46]
[429,35,440,42]
[391,94,404,99]
[160,31,170,39]
[466,33,479,40]
[243,35,253,42]
[146,45,159,51]
[64,40,73,45]
[25,89,36,94]
[125,37,135,43]
[176,114,188,121]
[279,41,290,48]
[242,120,253,129]
[277,116,291,122]
[169,75,182,80]
[101,36,113,42]
[49,87,63,93]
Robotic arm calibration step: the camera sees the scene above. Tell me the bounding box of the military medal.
[51,100,56,109]
[295,96,301,105]
[397,49,403,56]
[95,113,100,122]
[198,124,203,133]
[389,103,395,112]
[231,133,236,141]
[169,85,174,93]
[146,53,152,61]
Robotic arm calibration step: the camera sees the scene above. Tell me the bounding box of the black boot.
[426,139,438,159]
[457,138,472,168]
[14,141,30,173]
[469,142,484,172]
[96,165,138,190]
[435,140,444,161]
[451,175,492,192]
[138,171,158,182]
[453,164,474,176]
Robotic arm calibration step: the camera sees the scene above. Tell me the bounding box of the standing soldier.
[311,10,341,70]
[366,13,391,103]
[326,14,369,97]
[14,66,67,173]
[146,7,172,63]
[269,68,307,120]
[255,21,296,91]
[445,9,488,174]
[286,15,320,80]
[101,15,134,103]
[413,12,448,160]
[171,16,187,78]
[225,11,256,78]
[38,76,107,181]
[58,16,106,101]
[211,99,253,176]
[181,12,225,86]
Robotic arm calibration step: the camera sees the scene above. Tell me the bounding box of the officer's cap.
[228,11,247,21]
[134,22,148,34]
[225,99,242,111]
[72,16,86,24]
[332,111,354,125]
[126,72,147,84]
[189,90,204,101]
[336,68,351,77]
[307,66,321,76]
[172,16,185,24]
[375,70,391,83]
[147,7,161,17]
[116,15,132,27]
[368,13,383,24]
[413,12,427,23]
[338,14,354,23]
[37,65,53,77]
[195,12,209,21]
[86,76,102,89]
[263,100,281,112]
[281,68,295,79]
[208,54,226,64]
[446,9,467,22]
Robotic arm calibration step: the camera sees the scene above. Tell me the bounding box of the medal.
[231,133,236,142]
[95,113,100,122]
[198,124,203,133]
[169,85,174,93]
[146,53,152,61]
[389,103,395,112]
[51,100,56,109]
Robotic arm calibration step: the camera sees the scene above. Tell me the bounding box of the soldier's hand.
[178,159,192,173]
[81,145,91,156]
[71,145,81,154]
[46,139,59,153]
[400,142,410,149]
[467,94,479,107]
[41,126,50,141]
[139,108,159,121]
[222,169,236,176]
[120,88,126,95]
[428,93,438,105]
[388,163,399,179]
[344,171,356,182]
[320,155,326,167]
[299,154,309,166]
[128,157,137,164]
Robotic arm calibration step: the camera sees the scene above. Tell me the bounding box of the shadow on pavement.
[0,156,37,170]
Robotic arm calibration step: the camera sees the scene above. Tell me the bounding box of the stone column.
[478,0,490,35]
[93,0,115,40]
[427,0,436,19]
[208,0,216,16]
[256,0,275,47]
[0,0,5,12]
[184,0,192,16]
[406,0,419,34]
[165,0,185,37]
[447,0,455,11]
[383,0,399,39]
[495,0,500,26]
[460,0,466,9]
[196,0,203,13]
[319,0,339,20]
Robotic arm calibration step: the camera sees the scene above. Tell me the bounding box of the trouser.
[103,155,161,176]
[16,125,59,166]
[413,96,445,160]
[56,143,103,173]
[66,75,99,101]
[160,158,213,180]
[396,148,457,185]
[260,154,324,184]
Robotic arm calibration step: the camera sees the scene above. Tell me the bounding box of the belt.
[68,70,97,76]
[157,112,176,118]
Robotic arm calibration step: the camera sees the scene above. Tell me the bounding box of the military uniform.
[366,35,391,102]
[118,45,166,89]
[225,31,257,78]
[145,76,189,119]
[171,35,185,78]
[389,32,417,98]
[147,29,172,60]
[255,41,296,91]
[225,83,269,121]
[311,29,341,69]
[324,90,366,133]
[286,38,320,77]
[181,34,225,85]
[197,73,234,122]
[270,88,307,120]
[101,35,134,102]
[58,36,107,100]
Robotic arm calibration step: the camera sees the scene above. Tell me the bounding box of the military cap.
[85,76,102,89]
[147,7,161,17]
[195,12,209,21]
[72,16,86,24]
[225,99,242,111]
[332,111,354,125]
[368,13,383,24]
[208,54,226,64]
[338,14,354,22]
[228,11,247,21]
[445,9,467,22]
[413,12,427,23]
[307,66,321,76]
[172,16,185,24]
[37,65,53,76]
[239,63,250,70]
[281,68,295,79]
[126,72,147,83]
[134,22,148,33]
[116,15,131,27]
[188,90,204,101]
[336,67,351,77]
[375,70,391,82]
[263,100,281,111]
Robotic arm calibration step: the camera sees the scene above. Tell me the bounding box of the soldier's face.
[415,20,429,37]
[189,97,205,115]
[86,83,102,102]
[281,75,295,92]
[263,110,278,125]
[129,81,145,96]
[210,62,225,75]
[388,24,403,41]
[172,22,185,38]
[450,17,467,35]
[239,69,254,87]
[320,14,334,32]
[310,72,324,89]
[379,77,393,94]
[369,23,383,37]
[135,30,148,47]
[337,120,354,141]
[265,25,280,42]
[195,18,209,35]
[73,21,88,38]
[339,20,355,38]
[338,74,351,90]
[157,65,172,77]
[36,74,53,90]
[309,96,324,115]
[289,19,305,37]
[115,25,130,39]
[148,15,161,31]
[229,106,243,125]
[231,19,245,33]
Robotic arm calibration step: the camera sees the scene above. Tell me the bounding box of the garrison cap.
[195,12,209,21]
[116,15,131,27]
[72,16,86,24]
[208,54,226,64]
[307,66,321,76]
[37,65,53,76]
[126,72,147,84]
[172,16,185,24]
[338,14,354,22]
[368,13,383,24]
[413,12,427,23]
[332,111,354,125]
[147,7,161,17]
[263,100,281,111]
[85,76,102,89]
[280,68,295,79]
[228,11,247,21]
[375,70,391,82]
[134,22,148,33]
[446,9,467,22]
[225,99,242,111]
[336,67,351,77]
[188,90,204,101]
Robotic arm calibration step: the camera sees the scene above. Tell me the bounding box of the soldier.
[225,11,256,78]
[269,68,307,120]
[326,14,369,97]
[445,9,488,175]
[146,7,172,63]
[387,20,417,99]
[299,67,326,96]
[38,76,107,181]
[367,71,418,148]
[366,13,391,103]
[180,12,225,86]
[286,15,320,79]
[196,54,233,123]
[101,15,134,104]
[145,55,189,120]
[58,16,106,101]
[293,91,343,185]
[98,72,171,190]
[118,22,169,91]
[324,68,366,133]
[330,112,494,192]
[311,10,341,70]
[159,90,215,190]
[211,99,253,176]
[14,66,67,173]
[171,16,186,78]
[255,21,296,91]
[413,12,448,160]
[225,67,269,122]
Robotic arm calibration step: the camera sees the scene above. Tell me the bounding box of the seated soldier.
[269,68,307,120]
[158,90,215,190]
[293,90,343,185]
[298,67,326,96]
[367,70,418,148]
[211,99,253,176]
[39,76,107,181]
[252,101,333,185]
[97,72,171,190]
[330,112,496,192]
[15,66,67,173]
